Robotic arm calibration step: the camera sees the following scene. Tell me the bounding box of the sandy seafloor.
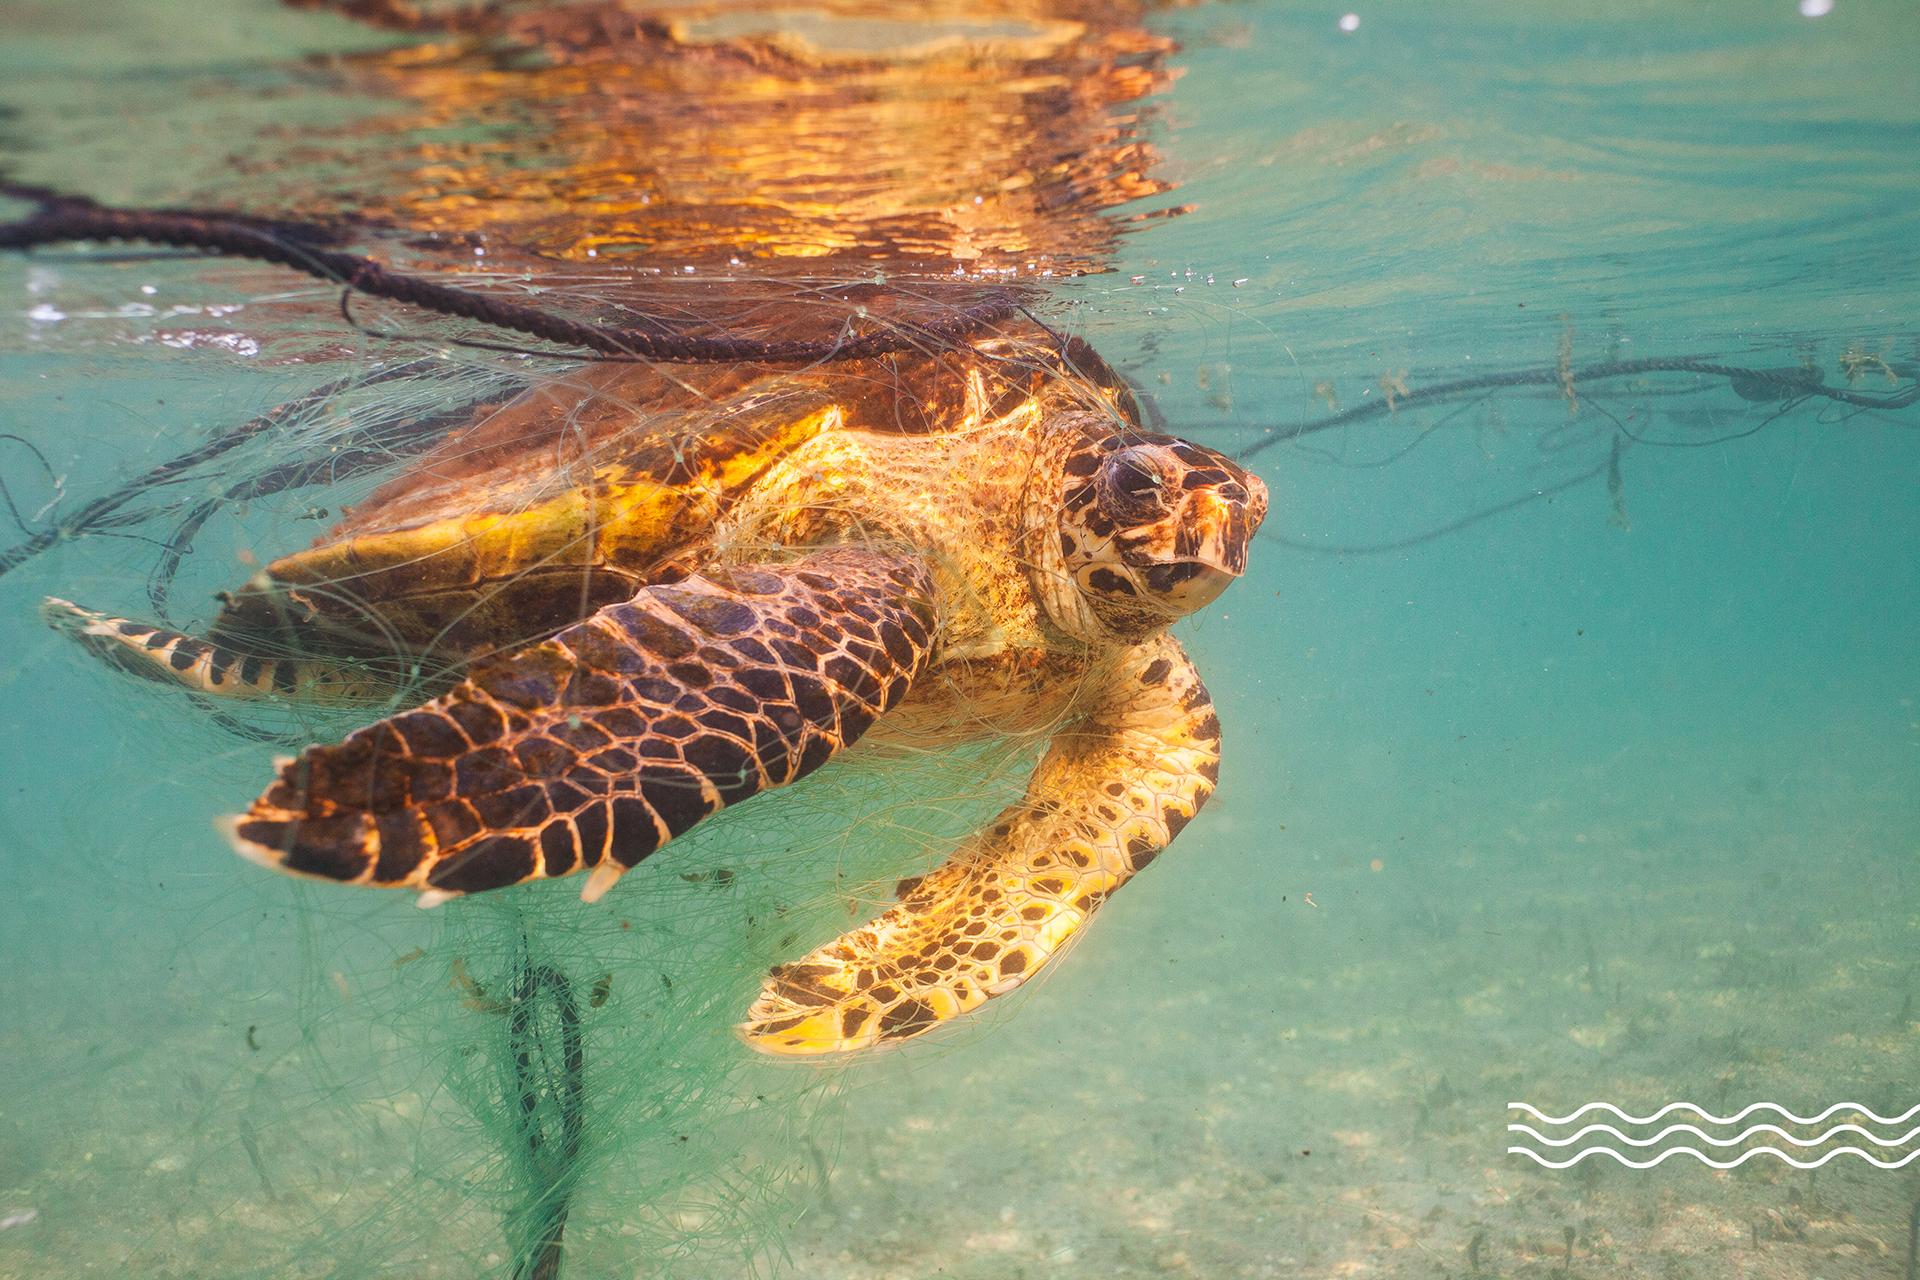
[3,1,1919,1278]
[774,726,1920,1280]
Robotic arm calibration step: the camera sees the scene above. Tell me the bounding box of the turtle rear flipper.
[738,633,1220,1054]
[41,598,393,705]
[219,549,938,904]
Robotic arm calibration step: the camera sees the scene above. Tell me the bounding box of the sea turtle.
[43,319,1266,1054]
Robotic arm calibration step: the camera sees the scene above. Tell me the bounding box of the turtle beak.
[1179,479,1265,575]
[1145,472,1268,611]
[1128,475,1267,614]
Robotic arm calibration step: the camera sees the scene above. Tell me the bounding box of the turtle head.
[1055,430,1268,639]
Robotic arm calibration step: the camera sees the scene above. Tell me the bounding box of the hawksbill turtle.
[42,319,1265,1054]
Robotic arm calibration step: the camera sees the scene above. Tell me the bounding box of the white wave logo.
[1507,1102,1920,1169]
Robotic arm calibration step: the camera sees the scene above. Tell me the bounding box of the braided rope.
[0,187,1020,364]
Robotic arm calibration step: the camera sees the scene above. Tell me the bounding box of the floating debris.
[1607,434,1631,530]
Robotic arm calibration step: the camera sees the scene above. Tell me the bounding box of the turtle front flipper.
[218,549,937,905]
[739,632,1220,1055]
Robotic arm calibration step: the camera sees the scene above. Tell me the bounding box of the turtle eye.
[1096,446,1174,525]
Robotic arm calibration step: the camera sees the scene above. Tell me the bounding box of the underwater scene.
[1,0,1916,1277]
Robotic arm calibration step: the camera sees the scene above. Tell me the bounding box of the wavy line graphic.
[1508,1146,1920,1171]
[1507,1123,1920,1149]
[1508,1101,1920,1127]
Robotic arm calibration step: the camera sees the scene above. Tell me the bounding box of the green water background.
[2,1,1917,1276]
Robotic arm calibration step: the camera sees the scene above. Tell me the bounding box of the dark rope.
[1229,357,1917,462]
[1229,352,1915,556]
[1260,456,1613,556]
[0,433,58,538]
[509,961,585,1280]
[0,185,1021,364]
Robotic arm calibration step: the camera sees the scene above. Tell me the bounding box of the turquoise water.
[2,2,1917,1278]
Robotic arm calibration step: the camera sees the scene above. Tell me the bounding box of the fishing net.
[7,190,1915,1278]
[4,2,1920,1278]
[0,227,1098,1276]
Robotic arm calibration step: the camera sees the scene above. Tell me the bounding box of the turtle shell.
[207,324,1142,666]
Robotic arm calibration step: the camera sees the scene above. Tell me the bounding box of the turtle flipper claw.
[221,549,937,898]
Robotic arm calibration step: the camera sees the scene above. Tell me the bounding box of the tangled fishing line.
[6,184,1916,1280]
[6,189,1916,593]
[0,189,1056,1279]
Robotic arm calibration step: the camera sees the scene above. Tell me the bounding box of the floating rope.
[1232,357,1917,463]
[0,184,1020,364]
